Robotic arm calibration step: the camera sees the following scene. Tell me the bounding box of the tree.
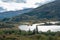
[32,26,39,35]
[46,30,51,35]
[48,35,53,40]
[35,26,39,34]
[32,29,36,34]
[28,29,32,35]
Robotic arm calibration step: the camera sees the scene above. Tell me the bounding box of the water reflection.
[19,23,60,32]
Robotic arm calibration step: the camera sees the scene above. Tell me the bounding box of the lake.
[18,23,60,32]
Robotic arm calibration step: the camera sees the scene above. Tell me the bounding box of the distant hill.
[9,0,60,22]
[0,8,33,19]
[2,0,26,3]
[0,7,6,12]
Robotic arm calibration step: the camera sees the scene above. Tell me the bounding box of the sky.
[0,0,55,11]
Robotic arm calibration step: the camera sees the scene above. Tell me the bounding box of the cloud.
[0,0,55,11]
[0,1,38,11]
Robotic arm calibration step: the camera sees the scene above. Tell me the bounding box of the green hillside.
[10,0,60,23]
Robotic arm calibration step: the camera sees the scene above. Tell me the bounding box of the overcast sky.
[0,0,55,11]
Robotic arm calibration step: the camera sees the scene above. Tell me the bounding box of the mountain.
[0,7,6,12]
[0,8,33,19]
[2,0,26,3]
[10,0,60,22]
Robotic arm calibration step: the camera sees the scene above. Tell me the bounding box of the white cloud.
[0,0,55,11]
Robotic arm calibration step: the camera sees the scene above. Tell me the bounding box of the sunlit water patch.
[19,23,60,32]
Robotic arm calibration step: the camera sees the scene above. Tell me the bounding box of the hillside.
[10,0,60,22]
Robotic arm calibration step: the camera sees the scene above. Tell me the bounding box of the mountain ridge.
[0,7,6,12]
[0,8,33,18]
[10,0,60,22]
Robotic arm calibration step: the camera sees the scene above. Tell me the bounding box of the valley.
[0,0,60,40]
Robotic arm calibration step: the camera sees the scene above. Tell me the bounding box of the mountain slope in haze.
[0,8,33,19]
[10,0,60,22]
[2,0,26,3]
[0,7,6,12]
